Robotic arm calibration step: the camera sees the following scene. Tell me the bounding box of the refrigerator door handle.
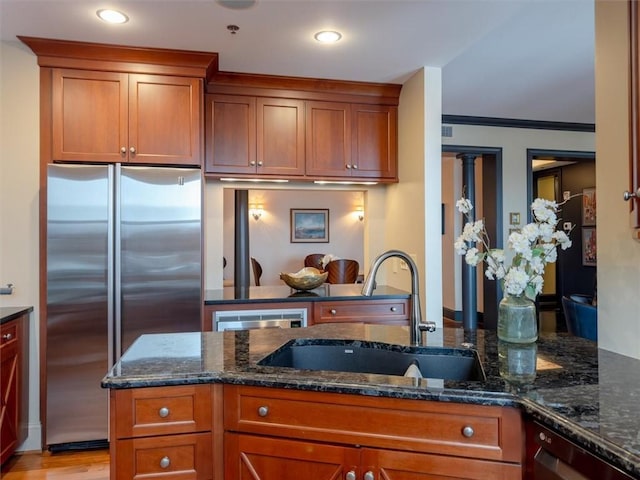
[113,164,122,363]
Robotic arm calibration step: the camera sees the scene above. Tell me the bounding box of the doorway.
[528,149,597,331]
[442,145,503,330]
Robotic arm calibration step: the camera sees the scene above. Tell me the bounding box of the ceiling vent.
[442,125,453,138]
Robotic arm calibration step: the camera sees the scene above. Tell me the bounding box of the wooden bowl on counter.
[280,267,328,291]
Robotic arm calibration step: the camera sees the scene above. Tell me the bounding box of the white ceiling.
[0,0,595,124]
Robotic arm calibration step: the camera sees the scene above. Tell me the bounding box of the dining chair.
[325,259,359,284]
[561,295,597,341]
[251,257,263,286]
[304,253,325,270]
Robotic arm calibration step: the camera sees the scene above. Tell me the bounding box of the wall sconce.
[355,207,364,222]
[249,204,263,221]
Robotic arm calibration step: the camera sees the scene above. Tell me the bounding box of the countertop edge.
[0,306,34,325]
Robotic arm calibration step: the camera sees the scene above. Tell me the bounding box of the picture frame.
[582,187,596,226]
[582,227,597,266]
[290,209,329,243]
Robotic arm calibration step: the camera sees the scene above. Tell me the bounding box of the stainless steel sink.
[257,339,485,381]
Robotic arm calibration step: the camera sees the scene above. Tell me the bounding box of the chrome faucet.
[361,249,436,346]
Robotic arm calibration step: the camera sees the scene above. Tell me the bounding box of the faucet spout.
[361,250,435,345]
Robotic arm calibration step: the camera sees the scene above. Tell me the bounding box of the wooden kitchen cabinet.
[305,101,352,177]
[0,314,29,465]
[306,102,397,180]
[224,385,523,480]
[51,69,202,166]
[205,94,305,176]
[351,103,397,180]
[312,298,409,326]
[628,0,640,235]
[109,384,222,480]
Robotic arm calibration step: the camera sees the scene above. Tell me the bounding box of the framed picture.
[290,209,329,243]
[582,227,597,266]
[582,187,596,226]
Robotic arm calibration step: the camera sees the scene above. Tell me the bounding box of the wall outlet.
[399,259,409,271]
[563,191,571,201]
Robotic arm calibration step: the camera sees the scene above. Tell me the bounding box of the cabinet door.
[52,69,128,163]
[362,448,522,480]
[205,94,256,174]
[129,74,202,166]
[0,321,19,465]
[629,0,640,232]
[225,433,359,480]
[305,101,352,177]
[257,98,305,176]
[352,104,397,180]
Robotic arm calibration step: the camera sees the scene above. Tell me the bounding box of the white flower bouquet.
[454,197,573,300]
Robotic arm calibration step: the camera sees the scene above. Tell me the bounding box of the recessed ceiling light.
[96,9,129,24]
[314,30,342,44]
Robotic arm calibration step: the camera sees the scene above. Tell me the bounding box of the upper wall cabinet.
[52,69,202,165]
[206,72,401,183]
[20,36,218,168]
[306,102,397,180]
[205,94,305,176]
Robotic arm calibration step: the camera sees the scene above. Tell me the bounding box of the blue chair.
[561,295,598,341]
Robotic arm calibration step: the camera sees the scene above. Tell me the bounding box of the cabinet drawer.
[114,432,212,480]
[313,299,408,325]
[0,321,18,348]
[113,385,212,439]
[224,385,523,462]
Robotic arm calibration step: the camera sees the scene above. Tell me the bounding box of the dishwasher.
[213,307,307,331]
[533,422,635,480]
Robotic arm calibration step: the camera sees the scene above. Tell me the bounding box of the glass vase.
[498,340,537,386]
[497,294,538,343]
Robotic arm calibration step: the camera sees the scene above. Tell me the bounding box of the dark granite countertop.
[0,306,33,325]
[102,324,640,478]
[204,284,409,305]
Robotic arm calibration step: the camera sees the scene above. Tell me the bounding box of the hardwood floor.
[0,450,109,480]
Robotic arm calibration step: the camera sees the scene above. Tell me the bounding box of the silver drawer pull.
[390,307,397,312]
[345,471,356,480]
[462,425,475,438]
[159,456,170,469]
[258,406,269,417]
[2,333,13,341]
[158,407,170,418]
[330,309,337,315]
[364,471,374,480]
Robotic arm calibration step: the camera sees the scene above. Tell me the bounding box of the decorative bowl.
[280,267,328,291]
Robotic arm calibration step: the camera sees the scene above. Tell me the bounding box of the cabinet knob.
[250,161,256,166]
[120,147,127,155]
[346,164,352,169]
[364,471,375,480]
[330,309,337,315]
[158,407,170,418]
[623,188,640,201]
[352,164,358,170]
[390,307,397,312]
[2,333,12,341]
[345,471,356,480]
[258,406,269,417]
[129,146,136,155]
[159,456,171,469]
[462,425,475,438]
[257,161,263,166]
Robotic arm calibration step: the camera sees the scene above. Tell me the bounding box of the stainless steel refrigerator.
[46,164,202,449]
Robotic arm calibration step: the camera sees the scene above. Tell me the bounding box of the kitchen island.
[102,324,640,479]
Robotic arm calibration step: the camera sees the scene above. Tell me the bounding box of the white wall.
[595,0,640,360]
[221,188,365,285]
[0,40,42,451]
